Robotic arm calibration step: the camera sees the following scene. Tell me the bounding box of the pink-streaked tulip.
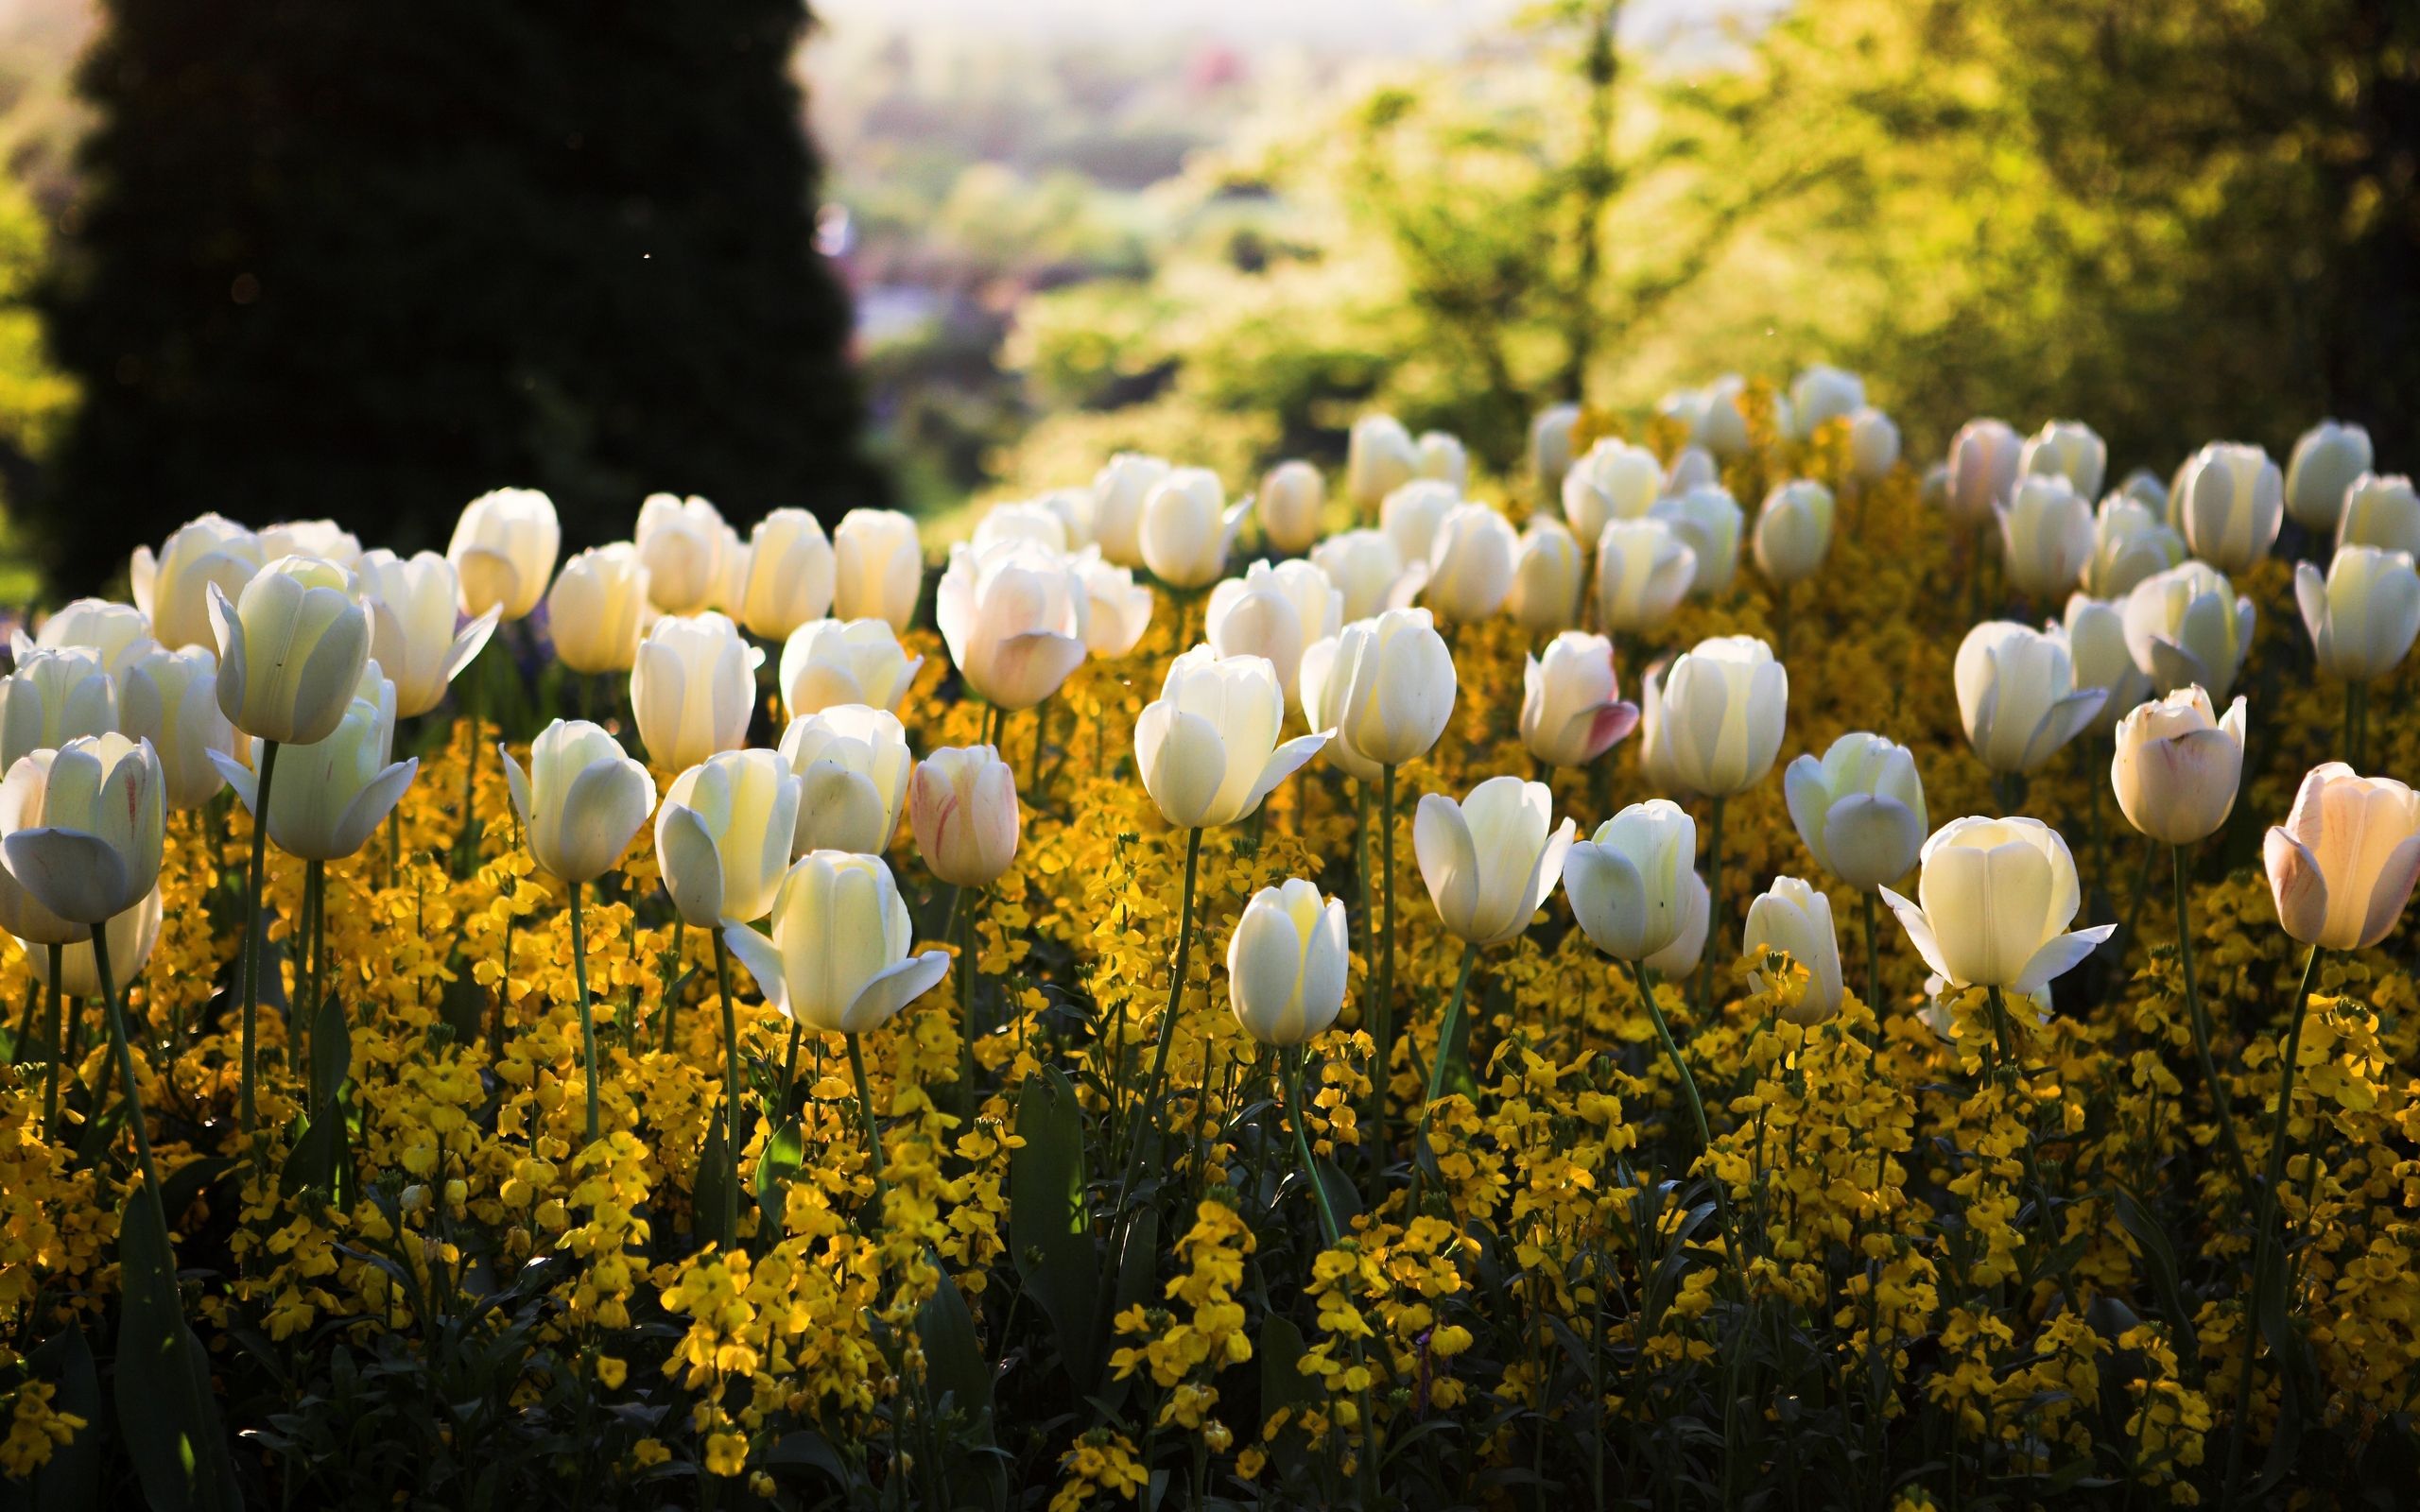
[2176,441,2284,573]
[547,543,654,675]
[498,718,657,884]
[2111,686,2247,846]
[738,509,838,643]
[779,704,912,858]
[832,508,925,631]
[631,612,759,773]
[132,514,263,650]
[1226,878,1350,1045]
[909,745,1020,888]
[657,748,803,927]
[2264,764,2420,951]
[1135,645,1328,831]
[779,617,922,719]
[210,556,372,747]
[721,851,951,1035]
[1784,731,1927,888]
[1519,631,1638,769]
[0,732,165,926]
[1413,775,1575,946]
[447,488,560,622]
[1882,816,2113,996]
[1743,875,1843,1023]
[1953,621,2103,775]
[935,540,1089,712]
[2285,421,2372,532]
[2295,546,2420,684]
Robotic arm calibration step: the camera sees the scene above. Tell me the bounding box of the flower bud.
[779,704,911,857]
[936,540,1089,711]
[1226,879,1349,1045]
[631,612,759,773]
[1847,406,1901,485]
[1592,519,1695,634]
[2017,420,2107,502]
[499,719,656,885]
[1789,366,1864,438]
[1423,503,1517,623]
[1784,732,1927,888]
[2176,441,2284,573]
[546,543,653,675]
[1563,799,1696,962]
[1645,635,1788,798]
[1742,875,1842,1024]
[2295,546,2420,684]
[721,852,951,1035]
[657,748,802,927]
[779,617,922,719]
[1953,621,2103,775]
[1530,404,1580,496]
[738,509,838,643]
[1519,631,1638,770]
[1650,486,1742,596]
[1753,480,1835,586]
[1207,560,1340,704]
[1258,460,1325,555]
[909,745,1020,888]
[211,556,372,747]
[1881,816,2112,996]
[1091,453,1170,568]
[1996,474,2094,598]
[2285,421,2373,531]
[1505,518,1585,634]
[1347,414,1419,510]
[2264,764,2420,951]
[447,489,560,622]
[1415,776,1575,946]
[1136,646,1328,830]
[833,508,924,631]
[1140,468,1248,590]
[132,514,262,650]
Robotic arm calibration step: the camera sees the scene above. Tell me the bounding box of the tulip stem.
[387,804,401,888]
[92,923,166,1223]
[568,877,600,1143]
[1375,765,1399,1172]
[2222,942,2325,1506]
[714,929,741,1250]
[846,1031,887,1210]
[1028,697,1048,799]
[1695,794,1726,1020]
[237,737,282,1135]
[38,943,60,1138]
[958,887,981,1126]
[2172,844,2252,1198]
[1279,1045,1382,1508]
[1352,780,1374,973]
[660,919,685,1054]
[456,704,481,871]
[300,858,326,1074]
[1404,941,1479,1218]
[2342,680,2367,768]
[1862,889,1882,1022]
[1627,957,1740,1274]
[1114,825,1201,1217]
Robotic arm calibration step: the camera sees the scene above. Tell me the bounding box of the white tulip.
[357,549,499,718]
[2082,495,2187,599]
[2176,441,2284,573]
[118,645,236,811]
[1651,486,1743,595]
[1742,875,1843,1023]
[1424,503,1517,623]
[1346,414,1420,510]
[1996,474,2095,598]
[1645,635,1789,798]
[2338,473,2420,558]
[779,704,913,857]
[1505,518,1585,634]
[2285,421,2373,532]
[132,514,262,650]
[1416,430,1468,489]
[1139,468,1247,590]
[2110,687,2247,847]
[1563,799,1696,961]
[0,647,116,773]
[1530,404,1581,496]
[34,598,156,681]
[1071,546,1155,659]
[738,509,838,642]
[2297,546,2420,684]
[1311,529,1427,624]
[1135,645,1328,831]
[1226,879,1350,1046]
[935,540,1089,712]
[720,851,951,1035]
[1309,607,1456,771]
[657,748,803,927]
[2120,561,2256,700]
[547,543,655,676]
[1752,480,1835,586]
[1207,560,1340,704]
[1789,365,1864,438]
[972,500,1069,557]
[1592,519,1696,634]
[447,488,560,622]
[1380,478,1460,568]
[1563,438,1661,543]
[832,508,925,631]
[1783,732,1927,888]
[633,493,730,616]
[2050,594,2151,734]
[1664,445,1720,497]
[1882,816,2113,997]
[1953,621,2104,775]
[260,520,362,568]
[631,612,760,773]
[499,719,656,884]
[1847,406,1901,484]
[1413,775,1576,946]
[1258,460,1326,555]
[1644,868,1712,978]
[216,690,415,862]
[2017,420,2107,502]
[1946,419,2021,524]
[780,617,923,719]
[1091,453,1170,568]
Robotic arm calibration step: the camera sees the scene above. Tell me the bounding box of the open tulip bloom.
[1135,645,1329,833]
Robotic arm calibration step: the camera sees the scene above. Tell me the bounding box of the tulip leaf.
[113,1193,241,1512]
[1257,1314,1320,1478]
[754,1116,804,1234]
[695,1112,735,1249]
[309,990,351,1109]
[24,1321,101,1512]
[2111,1183,2199,1380]
[1009,1067,1098,1384]
[279,1112,343,1198]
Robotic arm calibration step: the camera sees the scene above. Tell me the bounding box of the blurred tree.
[36,0,874,590]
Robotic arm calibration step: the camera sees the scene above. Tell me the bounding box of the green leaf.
[753,1116,804,1235]
[1009,1067,1098,1383]
[916,1267,1005,1512]
[309,991,350,1108]
[279,1112,342,1198]
[1257,1314,1320,1478]
[113,1194,240,1512]
[696,1110,735,1249]
[25,1322,100,1512]
[2112,1183,2200,1382]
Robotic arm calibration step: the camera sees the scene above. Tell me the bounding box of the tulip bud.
[1789,366,1864,438]
[1592,519,1696,634]
[1320,607,1456,770]
[1423,503,1517,623]
[2017,420,2107,502]
[0,752,95,945]
[546,543,654,675]
[1414,775,1575,946]
[1644,868,1712,978]
[1418,431,1468,489]
[118,645,235,811]
[1645,635,1789,798]
[631,612,760,773]
[1881,816,2113,996]
[909,745,1020,888]
[2118,469,2169,515]
[721,850,952,1034]
[1743,876,1843,1023]
[2120,562,2256,699]
[972,501,1069,557]
[132,514,264,651]
[2296,546,2420,684]
[632,493,730,616]
[1140,468,1248,590]
[499,719,657,884]
[2176,441,2284,573]
[2285,421,2373,531]
[1380,479,1460,568]
[1650,486,1743,596]
[1034,488,1096,551]
[1530,404,1581,496]
[0,646,116,773]
[1752,479,1835,586]
[779,617,923,719]
[1519,631,1638,769]
[1996,474,2095,598]
[1226,878,1350,1045]
[1136,646,1328,830]
[779,704,911,857]
[1070,547,1154,659]
[1847,406,1901,485]
[1668,378,1751,459]
[0,731,165,926]
[1664,445,1720,497]
[1207,560,1341,704]
[657,749,802,927]
[2050,594,2150,734]
[1953,621,2104,775]
[1311,529,1427,624]
[1563,799,1697,962]
[1562,438,1661,544]
[1505,518,1585,634]
[1946,419,2021,524]
[832,508,925,631]
[27,885,162,998]
[210,556,372,747]
[1347,414,1420,510]
[259,520,362,568]
[447,488,561,622]
[34,598,156,681]
[936,540,1089,712]
[217,689,418,861]
[2110,686,2246,847]
[2264,763,2420,951]
[357,549,500,718]
[1258,460,1325,555]
[1784,732,1927,888]
[1091,453,1170,568]
[2338,473,2420,558]
[2081,495,2187,599]
[737,509,838,643]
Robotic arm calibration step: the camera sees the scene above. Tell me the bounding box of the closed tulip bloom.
[2338,473,2420,558]
[909,744,1020,888]
[632,493,730,616]
[631,612,759,772]
[2285,421,2373,531]
[1424,503,1518,623]
[1784,731,1927,888]
[2297,547,2420,684]
[657,749,803,928]
[1070,547,1154,659]
[1673,377,1752,459]
[1298,635,1377,783]
[2121,561,2256,699]
[132,513,264,650]
[1208,560,1341,704]
[2082,495,2187,599]
[2264,763,2420,951]
[1882,816,2113,995]
[1416,430,1468,489]
[447,488,561,622]
[1347,414,1420,510]
[216,692,417,861]
[118,645,235,810]
[1227,878,1351,1045]
[546,543,654,675]
[1644,868,1712,977]
[1140,468,1249,590]
[724,851,952,1035]
[779,617,923,718]
[1033,487,1096,552]
[1789,365,1865,438]
[832,508,925,630]
[2110,686,2247,846]
[1996,474,2095,598]
[30,886,162,997]
[1323,607,1457,768]
[1562,438,1661,543]
[708,524,752,618]
[1311,529,1427,624]
[1593,518,1697,634]
[736,509,838,642]
[1664,445,1720,497]
[778,704,911,857]
[1651,486,1743,595]
[0,753,95,944]
[1848,406,1902,484]
[1530,404,1581,494]
[1563,799,1697,961]
[1258,459,1326,555]
[1135,645,1329,830]
[1753,479,1835,585]
[972,500,1069,557]
[1946,419,2021,524]
[1743,876,1843,1023]
[1953,621,2105,775]
[210,556,372,747]
[2051,594,2151,734]
[0,647,115,772]
[1520,631,1639,769]
[1380,479,1460,567]
[259,520,362,568]
[2017,420,2107,501]
[356,549,499,718]
[0,732,164,926]
[499,719,657,884]
[35,598,156,680]
[936,540,1089,711]
[1648,634,1789,798]
[1505,518,1585,633]
[2177,441,2284,573]
[1091,453,1171,567]
[1415,775,1576,946]
[2118,469,2169,515]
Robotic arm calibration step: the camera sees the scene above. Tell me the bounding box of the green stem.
[91,921,165,1217]
[660,919,686,1054]
[958,887,981,1125]
[1281,1047,1380,1508]
[1114,827,1202,1213]
[1628,956,1741,1278]
[38,943,59,1138]
[237,738,282,1134]
[781,1018,805,1111]
[300,858,326,1077]
[1028,697,1048,799]
[2173,845,2253,1197]
[1375,765,1399,1165]
[1695,794,1726,1019]
[457,698,482,867]
[847,1031,887,1208]
[569,878,600,1143]
[1862,888,1882,1020]
[714,930,741,1250]
[1404,941,1479,1217]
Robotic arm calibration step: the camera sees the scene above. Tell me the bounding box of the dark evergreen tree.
[36,0,874,591]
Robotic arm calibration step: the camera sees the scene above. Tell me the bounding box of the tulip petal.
[1782,754,1829,868]
[659,803,727,927]
[331,759,419,860]
[1137,704,1228,831]
[842,949,954,1035]
[2355,832,2420,950]
[1879,885,1952,984]
[2,828,130,926]
[721,922,788,1016]
[1229,901,1309,1043]
[499,747,535,836]
[207,747,261,816]
[445,607,503,686]
[1412,794,1481,940]
[2012,923,2117,998]
[1237,730,1331,821]
[2263,826,2329,947]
